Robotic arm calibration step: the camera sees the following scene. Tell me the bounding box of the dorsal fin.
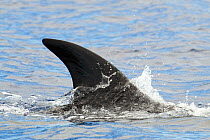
[42,38,128,88]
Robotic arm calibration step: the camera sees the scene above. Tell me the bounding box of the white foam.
[0,92,29,115]
[175,102,210,117]
[0,104,29,115]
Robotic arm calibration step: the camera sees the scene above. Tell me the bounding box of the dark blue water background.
[1,0,210,139]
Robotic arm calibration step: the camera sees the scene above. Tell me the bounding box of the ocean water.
[1,0,210,139]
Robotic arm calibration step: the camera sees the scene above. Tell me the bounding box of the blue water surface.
[1,0,210,139]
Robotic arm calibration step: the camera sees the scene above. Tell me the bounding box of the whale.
[42,38,173,115]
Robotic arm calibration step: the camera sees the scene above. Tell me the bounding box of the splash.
[172,102,210,117]
[0,66,209,121]
[0,92,29,115]
[0,91,52,116]
[62,65,210,121]
[131,65,168,104]
[131,66,210,118]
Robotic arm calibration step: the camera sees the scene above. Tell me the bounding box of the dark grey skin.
[42,39,174,115]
